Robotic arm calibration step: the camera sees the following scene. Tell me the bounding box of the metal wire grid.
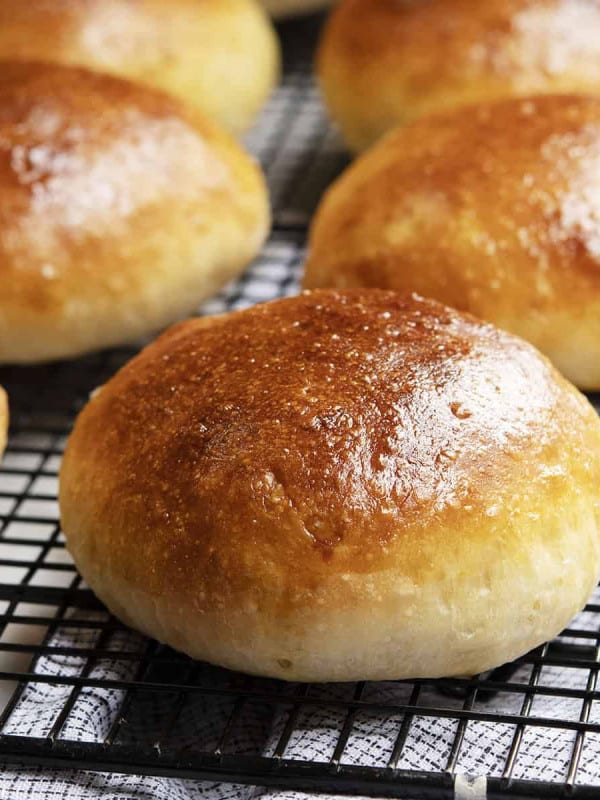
[1,13,600,800]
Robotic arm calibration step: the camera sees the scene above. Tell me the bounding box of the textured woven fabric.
[2,590,600,797]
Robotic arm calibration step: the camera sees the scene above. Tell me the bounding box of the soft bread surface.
[60,289,600,682]
[305,95,600,390]
[0,62,269,364]
[0,0,279,134]
[318,0,600,151]
[0,388,7,459]
[262,0,333,17]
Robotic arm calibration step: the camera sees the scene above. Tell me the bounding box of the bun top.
[60,289,600,609]
[0,60,267,362]
[0,59,250,217]
[303,94,600,388]
[0,0,279,133]
[306,93,600,294]
[318,0,600,150]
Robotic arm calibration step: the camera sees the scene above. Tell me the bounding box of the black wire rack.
[2,13,600,800]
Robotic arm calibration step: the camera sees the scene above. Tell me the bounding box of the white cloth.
[2,584,600,798]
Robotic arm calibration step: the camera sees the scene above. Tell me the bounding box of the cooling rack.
[2,13,600,800]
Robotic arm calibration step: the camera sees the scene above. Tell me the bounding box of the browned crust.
[318,0,600,150]
[0,0,280,133]
[304,95,600,388]
[0,61,269,363]
[60,289,600,623]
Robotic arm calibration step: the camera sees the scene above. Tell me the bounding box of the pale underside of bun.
[305,94,600,391]
[0,387,7,459]
[60,290,600,681]
[0,61,269,364]
[318,0,600,152]
[262,0,334,18]
[0,0,280,134]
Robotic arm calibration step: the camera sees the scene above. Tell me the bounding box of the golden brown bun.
[0,62,269,365]
[305,95,600,390]
[318,0,600,151]
[0,388,7,459]
[60,289,600,682]
[262,0,333,17]
[0,0,279,134]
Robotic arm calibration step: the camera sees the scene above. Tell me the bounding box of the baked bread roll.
[0,62,269,365]
[60,289,600,682]
[0,388,7,459]
[318,0,600,151]
[305,95,600,390]
[0,0,279,134]
[262,0,333,18]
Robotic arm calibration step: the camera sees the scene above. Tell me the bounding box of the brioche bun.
[60,289,600,681]
[0,62,269,365]
[305,95,600,390]
[0,0,279,134]
[318,0,600,151]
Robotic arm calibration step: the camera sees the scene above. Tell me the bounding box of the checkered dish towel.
[2,579,600,800]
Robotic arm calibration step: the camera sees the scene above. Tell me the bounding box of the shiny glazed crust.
[305,95,600,390]
[262,0,334,17]
[0,388,7,459]
[0,62,270,364]
[60,289,600,681]
[0,0,280,134]
[318,0,600,151]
